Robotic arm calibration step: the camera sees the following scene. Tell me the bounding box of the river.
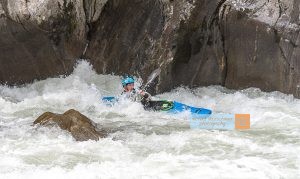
[0,61,299,179]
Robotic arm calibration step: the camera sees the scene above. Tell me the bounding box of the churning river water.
[0,61,299,179]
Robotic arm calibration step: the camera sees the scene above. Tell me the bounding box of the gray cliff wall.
[0,0,106,84]
[0,0,299,97]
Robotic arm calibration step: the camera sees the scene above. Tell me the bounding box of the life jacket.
[121,88,138,101]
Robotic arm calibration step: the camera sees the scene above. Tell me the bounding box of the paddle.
[141,61,165,91]
[141,68,161,90]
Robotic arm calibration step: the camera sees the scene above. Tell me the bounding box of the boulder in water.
[33,109,107,141]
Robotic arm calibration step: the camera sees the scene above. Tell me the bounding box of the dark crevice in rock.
[274,0,283,27]
[81,0,108,58]
[49,0,76,45]
[189,0,227,87]
[210,0,227,29]
[219,5,229,86]
[82,0,102,41]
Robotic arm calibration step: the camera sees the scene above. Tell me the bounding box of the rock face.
[0,0,300,97]
[222,0,300,96]
[34,109,107,141]
[0,0,106,84]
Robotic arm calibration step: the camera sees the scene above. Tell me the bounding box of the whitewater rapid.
[0,61,299,179]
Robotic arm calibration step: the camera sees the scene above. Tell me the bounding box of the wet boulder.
[34,109,107,141]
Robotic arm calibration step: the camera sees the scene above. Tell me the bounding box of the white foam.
[0,60,299,178]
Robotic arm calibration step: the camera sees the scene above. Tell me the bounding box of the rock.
[165,0,227,89]
[34,109,107,141]
[84,0,300,97]
[0,0,103,85]
[85,0,207,93]
[84,0,167,89]
[222,0,300,96]
[0,0,300,98]
[156,0,300,97]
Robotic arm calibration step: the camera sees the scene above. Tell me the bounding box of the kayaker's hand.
[139,90,146,96]
[139,90,149,98]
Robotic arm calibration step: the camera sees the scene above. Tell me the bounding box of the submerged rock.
[34,109,107,141]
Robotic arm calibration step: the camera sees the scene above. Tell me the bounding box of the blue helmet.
[122,76,135,86]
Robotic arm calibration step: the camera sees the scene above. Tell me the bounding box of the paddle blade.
[146,68,161,85]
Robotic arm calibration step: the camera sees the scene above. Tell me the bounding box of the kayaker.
[121,76,151,104]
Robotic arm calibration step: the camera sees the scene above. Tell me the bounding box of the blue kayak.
[102,96,212,115]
